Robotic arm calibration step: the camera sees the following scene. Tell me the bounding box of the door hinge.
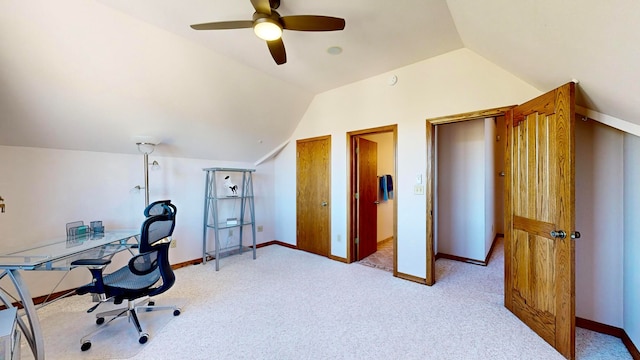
[355,147,359,154]
[354,193,359,199]
[355,237,359,244]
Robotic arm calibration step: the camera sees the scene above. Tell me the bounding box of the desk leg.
[0,270,45,360]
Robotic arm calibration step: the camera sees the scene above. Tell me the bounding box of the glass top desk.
[0,230,139,360]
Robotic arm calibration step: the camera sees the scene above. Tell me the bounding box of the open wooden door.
[356,137,378,260]
[504,82,576,359]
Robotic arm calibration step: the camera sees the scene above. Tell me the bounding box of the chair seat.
[103,265,161,290]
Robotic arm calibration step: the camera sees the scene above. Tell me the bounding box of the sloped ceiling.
[1,0,639,162]
[447,0,640,126]
[0,0,316,161]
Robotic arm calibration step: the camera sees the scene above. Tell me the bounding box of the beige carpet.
[20,242,632,360]
[21,297,185,360]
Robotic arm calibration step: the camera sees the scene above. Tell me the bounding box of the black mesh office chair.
[72,200,181,351]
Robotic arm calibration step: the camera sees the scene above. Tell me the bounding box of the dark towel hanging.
[380,176,388,201]
[385,174,393,200]
[379,174,394,201]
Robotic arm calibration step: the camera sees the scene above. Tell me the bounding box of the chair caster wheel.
[173,309,181,316]
[81,341,92,351]
[96,317,105,325]
[139,333,149,344]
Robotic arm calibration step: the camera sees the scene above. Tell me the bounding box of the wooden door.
[296,136,331,257]
[356,137,378,260]
[504,82,576,359]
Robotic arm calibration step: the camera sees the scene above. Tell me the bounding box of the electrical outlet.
[257,225,263,232]
[170,238,177,248]
[414,185,425,195]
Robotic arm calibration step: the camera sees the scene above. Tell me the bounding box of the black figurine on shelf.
[224,176,238,196]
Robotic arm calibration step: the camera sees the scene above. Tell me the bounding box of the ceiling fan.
[190,0,345,65]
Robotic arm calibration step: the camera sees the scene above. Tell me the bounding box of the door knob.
[550,230,581,239]
[374,201,380,204]
[321,201,328,207]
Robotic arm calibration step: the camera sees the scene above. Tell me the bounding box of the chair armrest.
[71,258,112,267]
[73,258,113,296]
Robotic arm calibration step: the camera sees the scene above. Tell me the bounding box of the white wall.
[623,133,640,345]
[436,119,486,260]
[0,145,274,298]
[484,118,497,255]
[273,48,541,278]
[575,119,624,327]
[361,133,394,242]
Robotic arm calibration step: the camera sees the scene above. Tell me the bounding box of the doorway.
[425,106,512,285]
[347,125,398,274]
[434,116,505,266]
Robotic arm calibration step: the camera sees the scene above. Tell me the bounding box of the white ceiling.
[1,0,639,161]
[94,0,463,94]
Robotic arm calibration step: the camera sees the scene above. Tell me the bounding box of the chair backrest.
[139,202,176,253]
[131,207,176,297]
[144,200,177,218]
[143,216,175,246]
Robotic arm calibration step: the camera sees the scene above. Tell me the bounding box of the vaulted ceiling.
[1,1,638,162]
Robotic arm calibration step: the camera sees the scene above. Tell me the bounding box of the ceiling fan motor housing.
[269,0,280,10]
[252,11,282,24]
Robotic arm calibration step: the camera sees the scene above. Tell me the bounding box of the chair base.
[80,296,181,351]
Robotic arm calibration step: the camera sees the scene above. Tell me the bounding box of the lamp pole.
[143,151,150,208]
[136,142,156,208]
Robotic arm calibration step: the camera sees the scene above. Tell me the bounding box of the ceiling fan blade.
[281,16,345,31]
[190,21,253,30]
[251,0,272,15]
[267,38,287,65]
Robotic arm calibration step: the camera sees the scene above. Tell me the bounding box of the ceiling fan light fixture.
[253,18,282,41]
